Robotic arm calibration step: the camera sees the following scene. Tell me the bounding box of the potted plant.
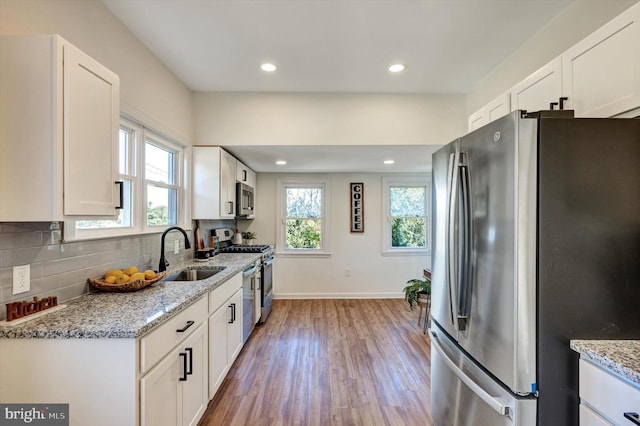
[241,231,257,245]
[403,276,431,311]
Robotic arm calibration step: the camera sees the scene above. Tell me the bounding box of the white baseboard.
[273,292,403,300]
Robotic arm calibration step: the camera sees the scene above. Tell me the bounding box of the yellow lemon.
[125,266,139,276]
[104,269,123,278]
[144,270,157,280]
[130,272,146,282]
[104,275,117,284]
[115,274,130,284]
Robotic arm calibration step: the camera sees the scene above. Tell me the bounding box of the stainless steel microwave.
[236,182,255,218]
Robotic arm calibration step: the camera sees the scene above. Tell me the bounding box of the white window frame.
[64,117,190,241]
[276,177,331,257]
[382,175,431,256]
[143,131,183,232]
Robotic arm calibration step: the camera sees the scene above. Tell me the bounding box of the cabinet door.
[468,109,488,132]
[227,289,244,362]
[219,150,236,218]
[140,346,181,426]
[63,42,120,215]
[468,93,510,133]
[181,324,208,426]
[208,301,232,398]
[562,2,640,117]
[510,58,563,113]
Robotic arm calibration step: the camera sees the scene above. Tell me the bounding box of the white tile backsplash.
[0,222,196,320]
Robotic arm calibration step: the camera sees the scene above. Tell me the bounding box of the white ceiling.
[101,0,575,172]
[224,144,442,173]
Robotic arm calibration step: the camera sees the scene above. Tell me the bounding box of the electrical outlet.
[174,240,180,254]
[13,264,30,295]
[344,268,351,277]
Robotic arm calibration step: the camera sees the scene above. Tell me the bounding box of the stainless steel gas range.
[213,228,274,329]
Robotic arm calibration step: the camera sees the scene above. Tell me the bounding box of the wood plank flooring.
[198,299,433,426]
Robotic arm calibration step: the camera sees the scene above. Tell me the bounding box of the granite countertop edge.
[570,339,640,387]
[0,253,261,340]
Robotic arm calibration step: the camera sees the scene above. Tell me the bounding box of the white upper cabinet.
[510,57,563,113]
[0,35,120,221]
[467,93,510,132]
[562,2,640,117]
[193,146,236,219]
[236,160,256,189]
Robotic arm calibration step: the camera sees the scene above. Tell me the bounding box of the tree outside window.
[382,176,430,255]
[285,187,322,249]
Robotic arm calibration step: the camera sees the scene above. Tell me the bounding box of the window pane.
[391,217,426,248]
[147,185,177,226]
[286,187,322,217]
[145,142,174,184]
[118,128,131,175]
[390,186,426,217]
[285,219,322,249]
[76,180,133,229]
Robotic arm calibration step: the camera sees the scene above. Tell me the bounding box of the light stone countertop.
[0,253,260,339]
[571,340,640,387]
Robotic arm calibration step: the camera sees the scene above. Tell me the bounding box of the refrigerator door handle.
[431,331,511,416]
[457,153,472,331]
[446,151,460,331]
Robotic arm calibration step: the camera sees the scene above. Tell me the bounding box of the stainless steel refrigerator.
[430,110,640,426]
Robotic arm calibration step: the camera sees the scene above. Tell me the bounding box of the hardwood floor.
[198,298,433,426]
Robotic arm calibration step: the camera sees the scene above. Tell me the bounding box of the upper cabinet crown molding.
[0,34,120,221]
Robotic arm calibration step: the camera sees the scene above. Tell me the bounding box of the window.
[382,176,430,255]
[145,136,180,228]
[65,117,187,240]
[277,178,331,255]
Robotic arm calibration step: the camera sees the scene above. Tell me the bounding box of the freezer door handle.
[431,331,511,416]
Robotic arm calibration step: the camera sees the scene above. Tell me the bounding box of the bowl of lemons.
[88,266,165,292]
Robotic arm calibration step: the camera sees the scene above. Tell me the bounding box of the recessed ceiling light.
[384,160,395,165]
[261,63,277,72]
[388,64,406,73]
[275,160,287,165]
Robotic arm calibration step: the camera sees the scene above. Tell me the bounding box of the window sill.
[275,251,332,258]
[382,249,431,257]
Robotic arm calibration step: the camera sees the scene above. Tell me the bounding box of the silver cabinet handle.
[431,331,510,416]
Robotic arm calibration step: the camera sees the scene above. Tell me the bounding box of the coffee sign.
[350,183,364,233]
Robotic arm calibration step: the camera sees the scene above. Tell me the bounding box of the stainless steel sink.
[164,266,226,282]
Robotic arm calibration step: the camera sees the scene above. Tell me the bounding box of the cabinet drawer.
[579,359,640,425]
[209,272,242,314]
[140,296,207,374]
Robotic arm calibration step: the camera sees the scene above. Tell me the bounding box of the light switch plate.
[174,240,180,254]
[13,264,30,295]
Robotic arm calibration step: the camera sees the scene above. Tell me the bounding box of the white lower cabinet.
[0,272,252,426]
[579,358,640,425]
[208,272,243,398]
[140,322,208,426]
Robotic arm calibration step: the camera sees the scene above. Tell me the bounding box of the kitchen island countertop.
[0,253,260,340]
[571,339,640,387]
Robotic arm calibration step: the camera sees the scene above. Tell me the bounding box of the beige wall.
[0,0,194,144]
[194,92,467,146]
[244,173,430,298]
[467,0,639,114]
